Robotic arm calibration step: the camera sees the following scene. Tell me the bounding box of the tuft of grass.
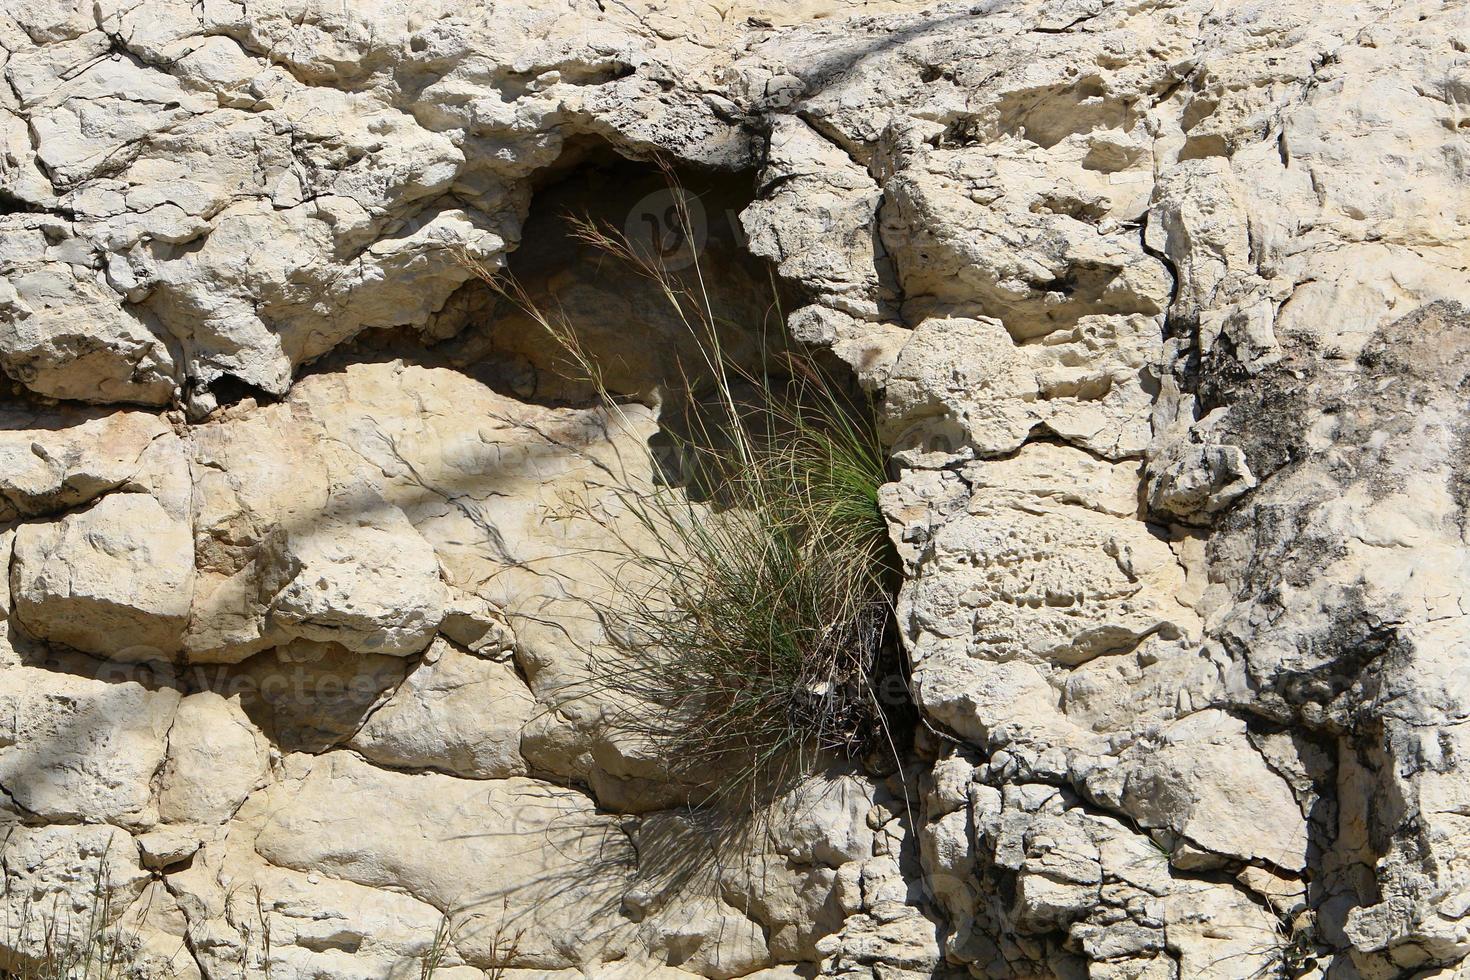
[459,174,904,812]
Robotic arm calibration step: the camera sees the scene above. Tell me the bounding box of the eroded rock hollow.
[3,0,1470,977]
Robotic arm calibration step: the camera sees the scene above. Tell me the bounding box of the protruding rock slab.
[11,493,194,660]
[350,638,534,778]
[267,502,449,657]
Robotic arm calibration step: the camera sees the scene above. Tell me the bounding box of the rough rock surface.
[2,0,1468,977]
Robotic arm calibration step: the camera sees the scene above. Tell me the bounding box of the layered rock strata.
[2,1,1468,977]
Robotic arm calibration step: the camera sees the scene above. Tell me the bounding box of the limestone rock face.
[349,638,534,778]
[0,664,180,827]
[265,503,449,657]
[0,407,170,522]
[157,690,269,825]
[1,0,1467,977]
[0,267,178,406]
[253,752,637,971]
[0,824,151,972]
[1086,710,1310,871]
[11,492,195,659]
[240,866,460,980]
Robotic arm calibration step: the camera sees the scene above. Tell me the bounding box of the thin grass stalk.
[0,841,149,980]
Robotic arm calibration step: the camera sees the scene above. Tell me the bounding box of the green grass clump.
[463,185,903,812]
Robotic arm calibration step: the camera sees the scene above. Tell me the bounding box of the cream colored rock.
[231,638,410,753]
[3,0,1470,975]
[882,314,1159,464]
[1059,637,1231,735]
[0,268,177,405]
[815,845,945,977]
[1163,879,1286,980]
[11,492,194,659]
[0,664,179,827]
[186,383,451,659]
[255,752,636,971]
[786,306,910,394]
[880,316,1042,461]
[765,772,876,868]
[287,362,678,795]
[116,881,203,980]
[0,408,171,522]
[158,690,269,824]
[267,497,449,657]
[350,638,534,778]
[741,116,889,318]
[620,818,775,980]
[0,530,15,668]
[720,854,842,962]
[890,459,1192,675]
[1012,812,1101,932]
[0,824,151,972]
[242,866,465,980]
[439,593,515,660]
[877,130,1169,341]
[1087,710,1310,871]
[185,401,332,663]
[911,657,1106,768]
[1135,6,1470,962]
[959,444,1142,520]
[135,827,205,870]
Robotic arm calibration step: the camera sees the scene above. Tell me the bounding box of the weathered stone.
[720,854,842,962]
[1162,879,1285,980]
[158,690,269,825]
[350,638,535,778]
[438,593,515,660]
[243,866,463,980]
[266,498,449,657]
[0,824,151,972]
[11,493,194,659]
[742,116,890,319]
[0,269,177,405]
[255,752,636,971]
[0,665,179,827]
[117,881,203,980]
[135,826,204,870]
[2,0,1468,975]
[0,408,172,523]
[765,772,877,868]
[1087,710,1310,871]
